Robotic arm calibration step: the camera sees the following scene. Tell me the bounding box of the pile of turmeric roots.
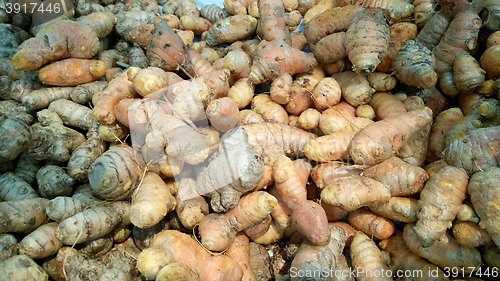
[1,0,500,279]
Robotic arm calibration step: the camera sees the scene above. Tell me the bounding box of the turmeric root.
[331,71,376,107]
[350,231,392,281]
[349,107,433,165]
[206,97,240,132]
[55,201,130,245]
[19,222,62,259]
[203,15,257,46]
[290,224,353,281]
[452,221,492,248]
[362,155,428,196]
[28,109,86,162]
[198,191,277,251]
[443,125,500,175]
[0,254,49,280]
[146,229,244,280]
[318,101,374,135]
[130,171,176,229]
[344,7,390,74]
[0,234,18,262]
[242,122,317,165]
[403,223,481,272]
[196,128,265,212]
[0,172,39,201]
[392,39,437,88]
[252,94,289,124]
[36,165,75,199]
[11,20,100,70]
[67,129,107,182]
[413,165,468,247]
[468,167,500,249]
[37,59,106,87]
[92,71,138,125]
[273,156,331,245]
[379,232,449,281]
[22,87,73,111]
[0,198,49,233]
[48,99,98,131]
[311,161,364,190]
[347,208,395,240]
[88,144,142,201]
[321,175,391,213]
[175,178,209,229]
[369,197,419,223]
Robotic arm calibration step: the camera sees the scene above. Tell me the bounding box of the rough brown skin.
[0,198,49,233]
[0,172,39,201]
[291,224,353,281]
[349,107,433,165]
[204,15,257,46]
[321,175,391,213]
[19,222,62,259]
[0,234,18,262]
[36,165,75,199]
[433,12,482,97]
[443,125,500,175]
[46,185,99,222]
[130,171,176,229]
[415,11,450,52]
[453,54,485,92]
[350,232,392,281]
[403,223,482,273]
[88,144,142,201]
[468,167,500,249]
[55,201,130,245]
[344,8,390,74]
[196,129,265,212]
[28,110,86,162]
[11,20,100,71]
[363,155,428,196]
[0,254,49,280]
[148,230,244,281]
[379,233,449,281]
[38,59,106,87]
[22,87,74,111]
[47,99,98,131]
[392,39,437,88]
[426,108,464,163]
[67,129,107,182]
[147,19,188,72]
